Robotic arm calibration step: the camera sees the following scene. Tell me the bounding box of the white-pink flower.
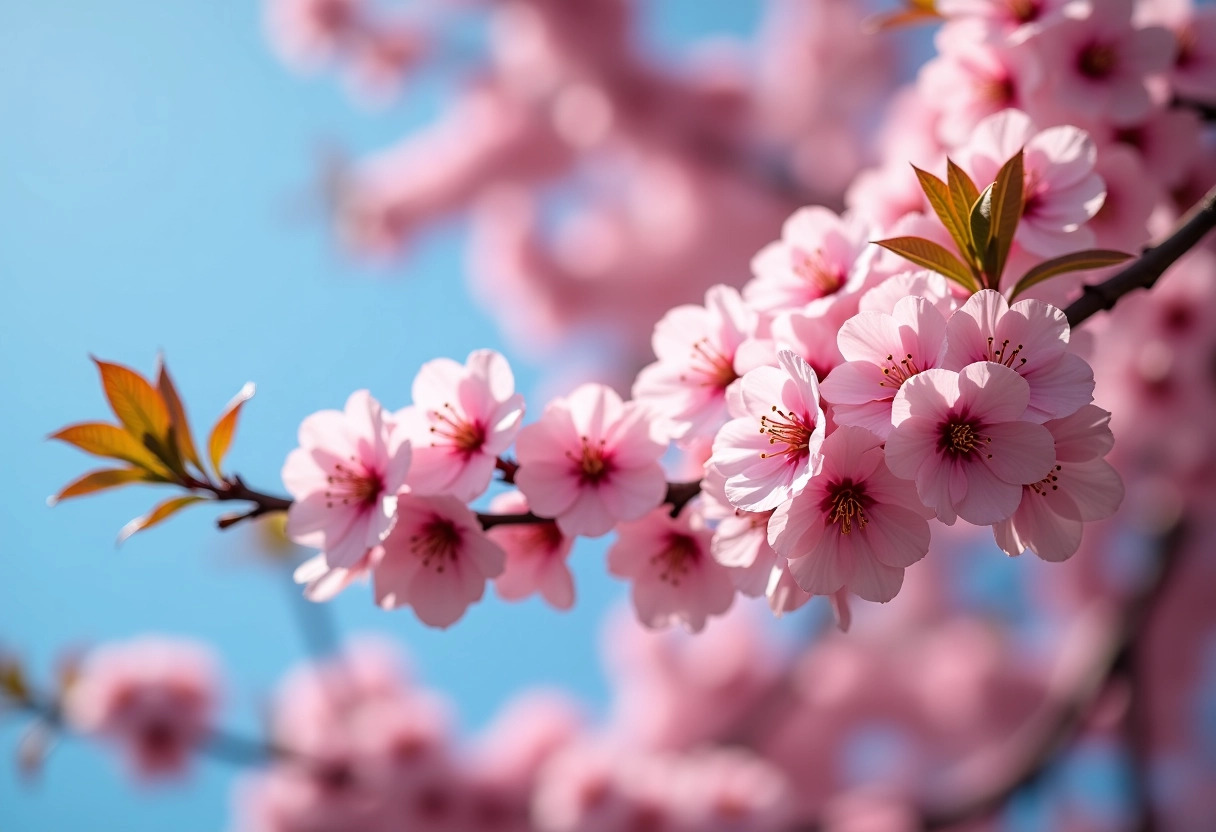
[768,426,933,603]
[942,290,1095,423]
[487,490,576,611]
[282,390,412,569]
[700,463,778,597]
[936,0,1088,42]
[744,207,873,319]
[607,505,736,633]
[515,383,668,538]
[993,404,1124,561]
[820,296,949,439]
[632,285,757,441]
[709,350,828,512]
[293,547,381,602]
[885,363,1056,525]
[66,638,221,779]
[373,494,506,628]
[398,349,524,502]
[955,109,1106,257]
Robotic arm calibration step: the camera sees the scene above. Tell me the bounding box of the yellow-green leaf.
[208,382,255,477]
[986,149,1025,283]
[863,7,940,32]
[48,467,153,506]
[93,358,172,451]
[969,184,994,277]
[1010,250,1134,300]
[947,159,981,229]
[913,165,973,261]
[155,356,205,477]
[0,659,27,703]
[49,422,171,476]
[873,236,979,292]
[117,495,207,545]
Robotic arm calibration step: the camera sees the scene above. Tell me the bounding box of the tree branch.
[1065,184,1216,328]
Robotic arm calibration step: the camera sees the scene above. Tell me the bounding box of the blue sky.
[0,2,767,829]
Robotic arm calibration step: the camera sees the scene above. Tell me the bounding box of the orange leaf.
[117,495,207,545]
[913,165,974,262]
[1010,250,1134,300]
[48,467,152,505]
[863,1,940,32]
[0,658,27,703]
[873,236,979,292]
[155,356,205,477]
[208,382,255,478]
[49,422,171,476]
[947,159,981,230]
[92,358,174,467]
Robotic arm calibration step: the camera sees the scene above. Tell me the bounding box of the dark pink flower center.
[980,72,1016,106]
[983,336,1028,370]
[939,418,992,458]
[410,517,462,573]
[1007,0,1043,24]
[325,458,383,508]
[878,352,923,389]
[1078,43,1118,80]
[651,533,699,586]
[791,247,846,297]
[759,406,814,460]
[1029,463,1064,496]
[429,402,486,454]
[680,337,738,390]
[568,436,613,484]
[820,479,871,535]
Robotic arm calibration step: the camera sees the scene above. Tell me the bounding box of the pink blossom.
[632,285,757,441]
[993,404,1124,561]
[709,350,828,512]
[700,463,777,597]
[1142,1,1216,104]
[607,505,736,633]
[487,490,576,611]
[282,390,412,568]
[373,494,506,628]
[66,638,220,779]
[885,363,1057,525]
[770,308,846,383]
[859,271,959,318]
[936,0,1088,42]
[1100,105,1204,190]
[744,207,874,319]
[1086,143,1165,251]
[820,296,949,439]
[768,426,932,603]
[1031,0,1177,127]
[292,547,381,602]
[955,109,1106,257]
[765,563,817,619]
[942,289,1095,423]
[398,349,525,501]
[515,383,667,537]
[265,0,362,71]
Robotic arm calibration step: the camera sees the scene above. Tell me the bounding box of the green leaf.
[208,382,255,478]
[49,423,171,476]
[913,165,973,261]
[92,358,172,459]
[947,159,981,230]
[48,467,153,506]
[1009,250,1135,300]
[986,149,1025,284]
[873,236,979,292]
[155,356,205,478]
[117,495,207,545]
[969,184,994,276]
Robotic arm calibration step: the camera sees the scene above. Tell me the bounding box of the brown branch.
[1065,184,1216,328]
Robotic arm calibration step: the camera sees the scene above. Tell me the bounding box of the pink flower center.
[939,419,992,458]
[791,247,845,297]
[1177,24,1196,68]
[410,518,462,573]
[983,336,1028,370]
[979,72,1015,106]
[1006,0,1042,24]
[1029,463,1064,495]
[568,436,612,484]
[821,479,870,535]
[679,337,738,390]
[759,406,814,460]
[325,458,383,508]
[878,352,923,389]
[1078,43,1118,80]
[650,533,700,586]
[428,402,486,454]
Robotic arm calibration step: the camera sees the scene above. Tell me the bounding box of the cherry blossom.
[373,494,506,628]
[942,290,1095,423]
[768,426,933,604]
[398,349,525,502]
[515,383,667,538]
[885,363,1057,525]
[607,504,736,633]
[700,463,778,598]
[487,490,576,611]
[282,389,412,568]
[993,404,1124,561]
[820,296,949,439]
[710,350,828,512]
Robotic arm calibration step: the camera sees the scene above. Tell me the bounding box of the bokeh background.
[0,2,793,830]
